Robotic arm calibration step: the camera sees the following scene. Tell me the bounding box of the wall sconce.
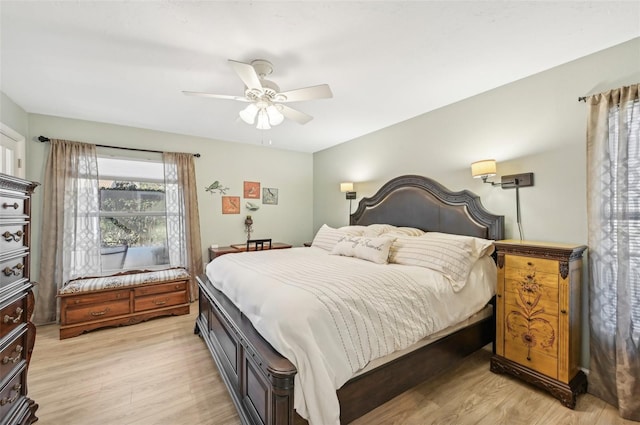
[340,182,357,222]
[471,159,534,241]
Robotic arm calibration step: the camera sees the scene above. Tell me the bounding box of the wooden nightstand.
[491,240,587,409]
[208,242,292,261]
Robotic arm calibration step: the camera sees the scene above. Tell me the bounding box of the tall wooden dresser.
[0,174,39,424]
[491,240,587,409]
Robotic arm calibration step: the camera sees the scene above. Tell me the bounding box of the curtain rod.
[37,136,201,158]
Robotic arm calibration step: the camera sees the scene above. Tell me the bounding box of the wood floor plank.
[28,310,636,424]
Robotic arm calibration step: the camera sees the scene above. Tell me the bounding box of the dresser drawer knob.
[561,309,567,314]
[153,298,169,306]
[2,230,23,242]
[0,384,22,406]
[526,356,532,361]
[2,263,24,276]
[3,307,23,324]
[2,202,19,210]
[2,345,23,364]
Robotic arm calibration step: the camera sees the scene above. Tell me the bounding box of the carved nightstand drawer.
[64,299,130,325]
[505,255,558,274]
[504,338,558,379]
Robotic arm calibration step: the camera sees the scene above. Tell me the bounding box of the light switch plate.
[501,172,534,189]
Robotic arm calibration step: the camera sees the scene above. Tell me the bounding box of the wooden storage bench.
[58,268,190,339]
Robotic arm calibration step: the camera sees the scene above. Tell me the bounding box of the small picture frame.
[221,196,240,214]
[244,181,260,199]
[262,188,278,205]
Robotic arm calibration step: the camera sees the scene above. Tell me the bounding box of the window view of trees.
[99,180,168,249]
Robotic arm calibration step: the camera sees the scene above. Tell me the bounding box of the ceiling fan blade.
[182,91,250,102]
[228,60,263,90]
[279,104,313,125]
[278,84,333,103]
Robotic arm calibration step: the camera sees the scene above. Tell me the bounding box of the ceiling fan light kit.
[184,59,333,130]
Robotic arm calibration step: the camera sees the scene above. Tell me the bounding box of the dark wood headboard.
[350,175,504,240]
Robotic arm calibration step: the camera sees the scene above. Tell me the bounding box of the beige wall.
[25,114,314,283]
[0,91,28,137]
[313,38,640,368]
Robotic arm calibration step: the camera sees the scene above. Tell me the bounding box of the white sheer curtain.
[587,83,640,421]
[35,139,101,324]
[163,152,203,301]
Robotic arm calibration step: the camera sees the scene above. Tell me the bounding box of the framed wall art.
[221,196,240,214]
[262,188,278,205]
[244,181,260,199]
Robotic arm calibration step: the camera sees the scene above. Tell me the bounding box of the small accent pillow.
[331,235,395,264]
[311,224,365,251]
[389,233,494,291]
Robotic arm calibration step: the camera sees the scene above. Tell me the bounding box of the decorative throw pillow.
[311,224,347,251]
[331,235,395,264]
[338,225,367,235]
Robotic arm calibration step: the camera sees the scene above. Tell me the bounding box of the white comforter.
[205,246,495,425]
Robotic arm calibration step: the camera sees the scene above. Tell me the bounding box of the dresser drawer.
[0,367,25,419]
[64,299,130,325]
[0,328,26,379]
[134,280,187,297]
[134,290,188,312]
[0,255,27,288]
[0,195,26,218]
[505,338,558,379]
[0,299,26,339]
[505,255,558,274]
[61,289,130,308]
[0,225,27,254]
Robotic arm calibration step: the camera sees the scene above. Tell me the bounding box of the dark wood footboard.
[197,274,494,425]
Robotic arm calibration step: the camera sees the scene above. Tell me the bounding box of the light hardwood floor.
[28,309,637,425]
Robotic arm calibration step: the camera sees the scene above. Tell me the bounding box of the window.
[607,98,640,341]
[97,156,169,271]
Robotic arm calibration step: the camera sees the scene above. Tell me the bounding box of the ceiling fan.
[183,59,333,129]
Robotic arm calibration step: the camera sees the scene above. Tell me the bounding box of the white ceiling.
[1,1,638,153]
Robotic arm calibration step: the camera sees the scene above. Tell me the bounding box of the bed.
[195,174,504,425]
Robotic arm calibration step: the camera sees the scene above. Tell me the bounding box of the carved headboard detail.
[350,175,504,240]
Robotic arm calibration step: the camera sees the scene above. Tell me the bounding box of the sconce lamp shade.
[340,182,354,193]
[471,159,497,178]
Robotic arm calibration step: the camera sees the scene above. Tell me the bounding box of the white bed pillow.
[385,226,425,237]
[311,224,365,251]
[363,224,398,237]
[338,225,366,235]
[389,232,494,291]
[331,235,395,264]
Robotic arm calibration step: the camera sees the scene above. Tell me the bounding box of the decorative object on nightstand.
[471,159,534,240]
[0,173,39,424]
[491,240,587,409]
[244,215,254,240]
